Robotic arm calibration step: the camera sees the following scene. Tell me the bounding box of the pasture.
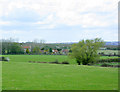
[98,50,118,55]
[1,55,119,90]
[2,55,118,64]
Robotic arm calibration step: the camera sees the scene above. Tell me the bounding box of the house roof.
[54,50,58,52]
[62,49,69,52]
[40,50,44,53]
[52,49,58,52]
[23,46,31,49]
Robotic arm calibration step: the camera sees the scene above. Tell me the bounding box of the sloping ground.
[2,61,118,90]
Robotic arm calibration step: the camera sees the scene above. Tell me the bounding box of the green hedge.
[98,58,119,63]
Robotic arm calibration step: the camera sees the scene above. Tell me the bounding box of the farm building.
[52,49,58,54]
[61,49,69,54]
[23,46,31,53]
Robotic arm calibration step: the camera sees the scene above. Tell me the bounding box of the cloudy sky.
[0,0,118,43]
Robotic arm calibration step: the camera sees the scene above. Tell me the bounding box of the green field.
[2,55,119,90]
[2,55,118,64]
[98,50,118,55]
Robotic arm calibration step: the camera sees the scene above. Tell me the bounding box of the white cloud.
[0,0,118,28]
[34,14,55,25]
[74,29,118,41]
[0,21,11,25]
[0,0,118,42]
[36,24,56,29]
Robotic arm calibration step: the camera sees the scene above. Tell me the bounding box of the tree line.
[0,38,70,55]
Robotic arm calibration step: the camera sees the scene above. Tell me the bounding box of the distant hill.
[46,41,119,46]
[105,41,119,46]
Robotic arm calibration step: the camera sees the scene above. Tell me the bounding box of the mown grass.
[3,55,76,64]
[2,55,118,65]
[2,62,118,90]
[2,55,119,90]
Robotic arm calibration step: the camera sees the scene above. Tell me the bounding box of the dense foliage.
[70,38,104,65]
[2,42,24,54]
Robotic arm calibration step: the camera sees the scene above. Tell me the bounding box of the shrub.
[98,58,119,63]
[101,63,110,67]
[114,53,116,56]
[62,61,69,64]
[101,52,105,55]
[101,63,114,67]
[39,62,47,63]
[0,57,10,62]
[114,65,120,68]
[87,63,93,66]
[49,59,61,64]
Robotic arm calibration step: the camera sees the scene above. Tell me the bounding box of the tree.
[1,38,24,55]
[41,48,44,50]
[57,48,62,52]
[32,46,40,54]
[10,43,23,54]
[69,38,104,65]
[49,48,52,54]
[26,48,29,54]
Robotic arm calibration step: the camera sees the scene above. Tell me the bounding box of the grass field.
[2,55,119,65]
[98,50,118,55]
[2,55,119,90]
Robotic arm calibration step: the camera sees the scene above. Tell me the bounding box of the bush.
[87,63,93,66]
[62,61,69,64]
[39,62,47,63]
[100,52,105,55]
[114,65,120,67]
[101,63,109,67]
[101,63,113,67]
[114,53,116,56]
[49,59,61,64]
[98,58,119,63]
[0,57,10,62]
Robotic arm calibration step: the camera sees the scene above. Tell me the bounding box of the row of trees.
[0,38,70,55]
[105,45,120,50]
[0,38,45,55]
[1,39,24,54]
